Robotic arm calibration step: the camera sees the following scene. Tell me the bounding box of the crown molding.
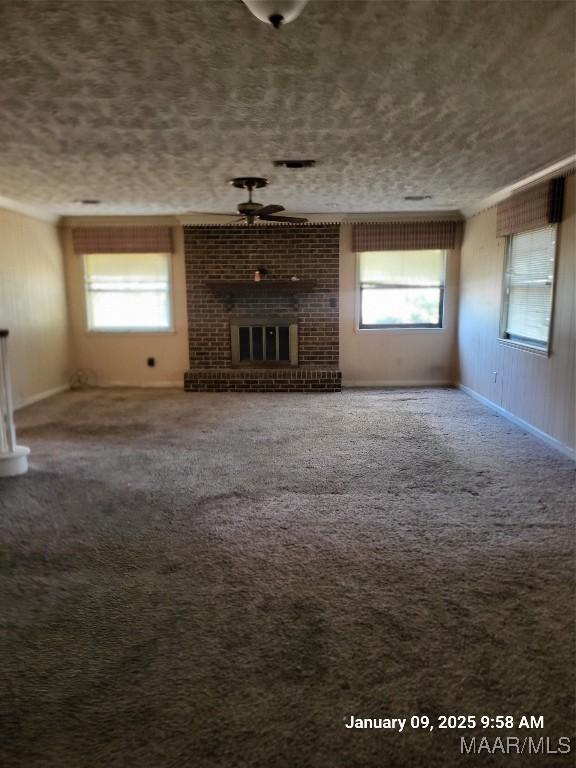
[335,210,463,223]
[461,155,576,218]
[0,198,464,227]
[59,214,180,228]
[177,210,463,226]
[0,195,59,224]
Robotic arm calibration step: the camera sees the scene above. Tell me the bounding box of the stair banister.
[0,330,30,476]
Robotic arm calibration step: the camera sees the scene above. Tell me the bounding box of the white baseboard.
[342,379,453,388]
[458,384,575,461]
[15,383,70,411]
[15,382,183,409]
[98,381,182,388]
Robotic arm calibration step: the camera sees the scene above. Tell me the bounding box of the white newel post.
[0,330,30,477]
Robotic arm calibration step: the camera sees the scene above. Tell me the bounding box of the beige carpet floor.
[0,387,574,768]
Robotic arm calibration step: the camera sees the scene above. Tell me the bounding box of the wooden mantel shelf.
[205,280,316,297]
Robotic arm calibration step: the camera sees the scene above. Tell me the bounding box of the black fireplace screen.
[238,326,290,362]
[231,319,298,366]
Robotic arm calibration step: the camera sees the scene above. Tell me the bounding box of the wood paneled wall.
[457,175,575,453]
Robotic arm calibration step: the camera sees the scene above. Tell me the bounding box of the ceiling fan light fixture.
[240,0,310,28]
[228,176,308,225]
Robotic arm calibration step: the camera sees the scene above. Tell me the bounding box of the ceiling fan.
[224,177,309,225]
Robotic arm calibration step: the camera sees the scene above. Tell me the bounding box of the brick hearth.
[184,368,342,392]
[183,224,341,393]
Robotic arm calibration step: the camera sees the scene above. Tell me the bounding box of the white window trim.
[498,226,558,357]
[354,249,448,332]
[497,337,550,357]
[83,252,175,334]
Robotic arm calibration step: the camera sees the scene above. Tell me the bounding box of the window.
[358,250,446,329]
[84,253,172,332]
[500,226,557,352]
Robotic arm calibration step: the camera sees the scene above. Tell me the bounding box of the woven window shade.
[496,177,565,238]
[72,226,173,254]
[352,220,462,252]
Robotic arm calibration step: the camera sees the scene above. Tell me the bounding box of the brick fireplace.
[183,224,341,392]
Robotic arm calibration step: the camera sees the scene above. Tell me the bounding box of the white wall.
[457,174,575,455]
[339,223,459,386]
[0,208,70,407]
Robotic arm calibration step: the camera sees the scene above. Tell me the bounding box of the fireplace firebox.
[230,318,298,366]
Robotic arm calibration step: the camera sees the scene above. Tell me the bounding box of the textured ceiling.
[0,0,574,216]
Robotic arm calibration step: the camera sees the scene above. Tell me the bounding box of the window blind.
[358,250,446,328]
[84,253,169,285]
[84,253,171,331]
[359,250,445,287]
[503,227,556,346]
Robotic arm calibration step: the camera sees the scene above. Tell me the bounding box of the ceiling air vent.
[404,195,432,201]
[273,159,316,169]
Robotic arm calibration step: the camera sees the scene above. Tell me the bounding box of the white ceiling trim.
[177,210,463,226]
[461,155,576,218]
[0,195,59,224]
[60,215,180,228]
[59,210,463,228]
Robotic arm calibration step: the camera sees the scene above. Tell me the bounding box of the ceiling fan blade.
[187,213,242,223]
[193,212,237,217]
[260,214,309,224]
[255,204,284,217]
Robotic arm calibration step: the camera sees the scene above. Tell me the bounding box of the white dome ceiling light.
[240,0,310,28]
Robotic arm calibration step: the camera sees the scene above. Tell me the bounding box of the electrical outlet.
[147,357,156,368]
